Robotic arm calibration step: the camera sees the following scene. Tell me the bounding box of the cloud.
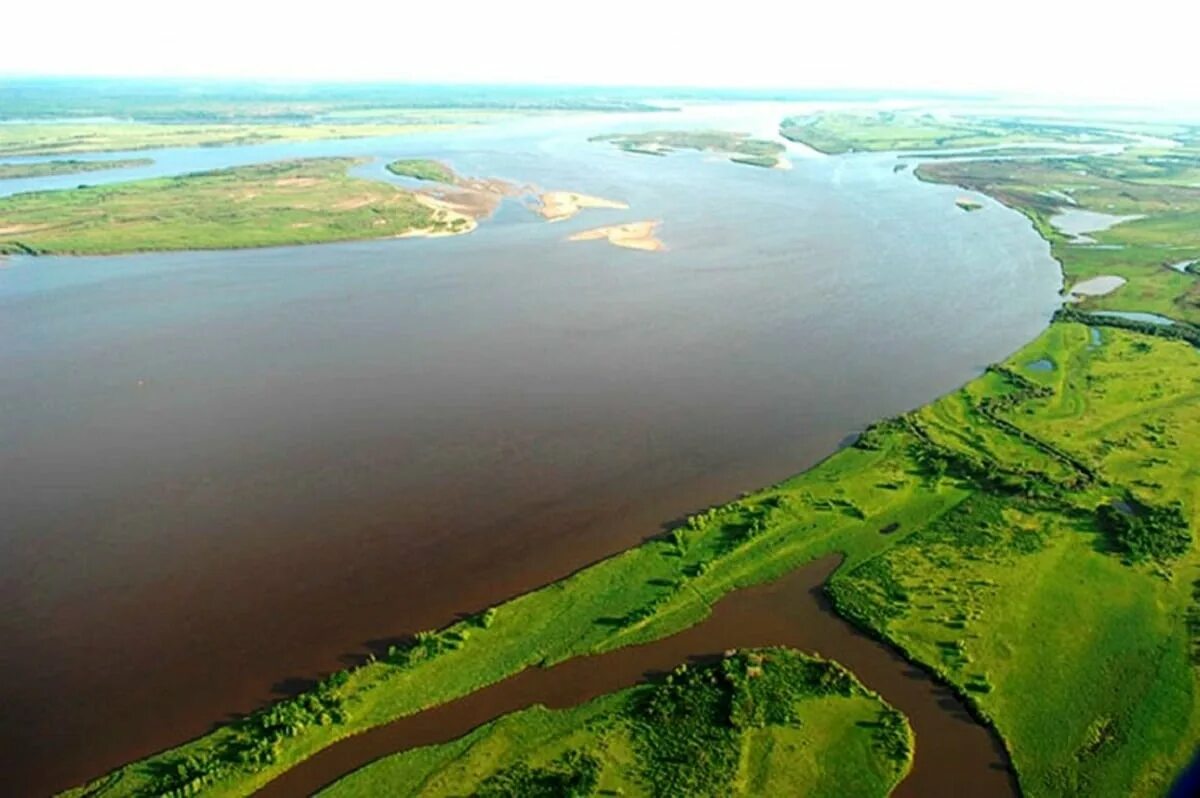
[3,0,1197,103]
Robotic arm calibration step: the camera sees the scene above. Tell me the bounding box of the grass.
[320,649,911,798]
[0,157,472,255]
[385,158,458,183]
[590,130,787,168]
[832,324,1200,796]
[0,121,466,157]
[0,157,152,179]
[779,111,1129,155]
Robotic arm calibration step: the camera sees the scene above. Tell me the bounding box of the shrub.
[1096,498,1191,562]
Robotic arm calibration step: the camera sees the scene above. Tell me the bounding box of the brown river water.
[0,103,1059,795]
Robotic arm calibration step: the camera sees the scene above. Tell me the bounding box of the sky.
[4,0,1198,103]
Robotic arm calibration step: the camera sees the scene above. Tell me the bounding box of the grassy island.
[590,130,788,168]
[324,649,911,798]
[0,158,480,255]
[385,159,458,183]
[0,156,639,256]
[57,115,1200,798]
[0,157,152,179]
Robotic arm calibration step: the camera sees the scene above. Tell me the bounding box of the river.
[0,102,1060,795]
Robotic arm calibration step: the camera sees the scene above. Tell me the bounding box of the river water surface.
[0,103,1059,795]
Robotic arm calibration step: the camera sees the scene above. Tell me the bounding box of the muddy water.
[0,103,1059,795]
[257,558,1015,797]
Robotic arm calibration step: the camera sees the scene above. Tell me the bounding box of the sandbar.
[568,220,664,252]
[538,191,628,222]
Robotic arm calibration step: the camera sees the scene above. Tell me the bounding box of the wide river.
[0,102,1061,795]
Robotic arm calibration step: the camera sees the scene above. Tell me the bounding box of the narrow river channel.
[256,556,1016,797]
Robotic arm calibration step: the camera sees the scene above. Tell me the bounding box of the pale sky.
[4,0,1198,103]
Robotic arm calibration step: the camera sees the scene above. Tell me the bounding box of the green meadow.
[0,158,460,255]
[322,649,911,798]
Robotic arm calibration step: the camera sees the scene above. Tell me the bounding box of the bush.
[1097,499,1191,562]
[476,751,600,797]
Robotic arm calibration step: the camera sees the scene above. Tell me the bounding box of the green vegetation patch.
[590,130,787,168]
[833,322,1200,797]
[0,158,461,255]
[1097,499,1192,563]
[385,158,458,183]
[779,111,1128,155]
[321,649,911,798]
[0,157,152,179]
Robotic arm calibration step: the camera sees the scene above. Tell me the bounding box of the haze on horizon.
[4,0,1199,106]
